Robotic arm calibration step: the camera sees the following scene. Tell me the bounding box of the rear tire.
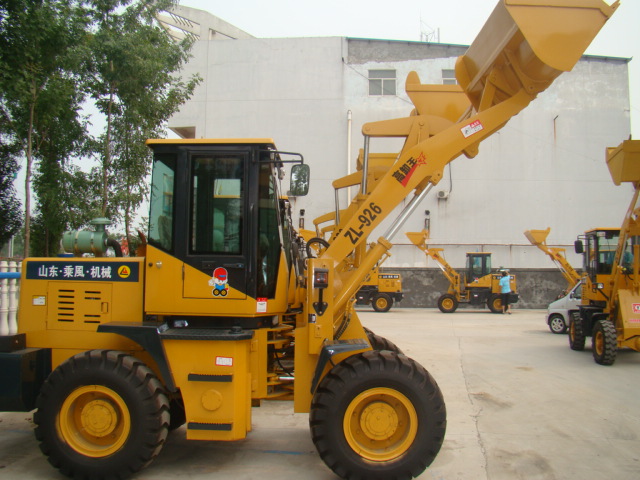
[592,320,617,365]
[437,294,458,313]
[364,327,403,354]
[310,350,446,480]
[568,312,586,351]
[372,293,393,312]
[34,350,170,480]
[548,314,568,334]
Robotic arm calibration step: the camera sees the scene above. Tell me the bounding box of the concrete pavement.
[1,308,639,479]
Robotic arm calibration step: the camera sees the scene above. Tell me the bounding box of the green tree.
[29,66,100,256]
[0,109,23,247]
[85,0,200,246]
[0,0,88,257]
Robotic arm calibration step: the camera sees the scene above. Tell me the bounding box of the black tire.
[548,314,568,334]
[437,294,458,313]
[372,293,393,312]
[34,350,170,480]
[487,294,503,314]
[310,350,446,480]
[568,312,586,351]
[592,319,617,365]
[364,327,403,354]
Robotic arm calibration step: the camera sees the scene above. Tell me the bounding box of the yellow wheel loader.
[0,2,617,478]
[355,268,403,312]
[407,230,518,313]
[570,140,640,365]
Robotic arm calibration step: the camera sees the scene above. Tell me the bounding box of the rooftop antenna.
[420,16,440,43]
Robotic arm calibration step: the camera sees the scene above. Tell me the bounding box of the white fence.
[0,260,21,335]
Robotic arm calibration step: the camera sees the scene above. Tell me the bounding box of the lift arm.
[406,230,461,296]
[524,227,582,291]
[317,0,618,324]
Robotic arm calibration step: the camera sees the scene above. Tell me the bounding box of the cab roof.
[146,138,276,147]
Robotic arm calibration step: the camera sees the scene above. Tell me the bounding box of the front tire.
[364,327,403,354]
[437,294,458,313]
[310,350,446,480]
[569,312,586,351]
[592,320,617,365]
[487,294,503,314]
[372,293,393,312]
[548,314,568,334]
[34,350,170,480]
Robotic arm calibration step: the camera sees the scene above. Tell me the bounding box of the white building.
[159,6,631,273]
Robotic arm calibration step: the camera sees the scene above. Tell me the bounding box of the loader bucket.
[456,0,619,111]
[524,227,551,246]
[406,230,429,250]
[405,72,470,123]
[607,140,640,186]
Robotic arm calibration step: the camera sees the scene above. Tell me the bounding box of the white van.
[546,282,582,334]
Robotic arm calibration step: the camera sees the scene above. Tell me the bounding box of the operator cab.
[575,228,621,280]
[466,252,491,283]
[145,139,308,314]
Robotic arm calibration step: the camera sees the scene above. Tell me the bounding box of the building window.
[442,69,457,85]
[369,69,396,96]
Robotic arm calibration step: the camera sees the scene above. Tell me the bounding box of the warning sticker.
[632,304,640,314]
[461,120,484,138]
[257,297,267,313]
[216,357,233,367]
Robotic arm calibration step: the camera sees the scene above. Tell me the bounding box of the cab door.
[181,150,250,300]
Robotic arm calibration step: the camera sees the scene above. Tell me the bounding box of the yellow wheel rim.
[343,387,418,462]
[58,385,131,458]
[441,298,454,310]
[594,330,604,356]
[375,298,388,310]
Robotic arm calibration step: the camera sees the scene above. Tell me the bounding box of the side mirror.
[574,240,584,254]
[290,164,310,196]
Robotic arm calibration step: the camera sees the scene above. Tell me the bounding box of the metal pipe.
[361,135,370,195]
[334,188,341,226]
[347,110,352,201]
[383,184,434,241]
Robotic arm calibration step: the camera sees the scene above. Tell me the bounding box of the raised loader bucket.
[456,0,619,111]
[405,230,429,251]
[607,140,640,186]
[524,227,551,246]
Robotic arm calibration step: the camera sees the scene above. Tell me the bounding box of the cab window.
[191,155,245,254]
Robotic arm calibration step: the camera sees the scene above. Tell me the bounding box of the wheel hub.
[81,399,118,437]
[360,401,398,440]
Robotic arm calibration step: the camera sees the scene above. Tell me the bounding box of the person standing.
[499,270,512,314]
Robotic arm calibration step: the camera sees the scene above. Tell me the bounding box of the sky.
[178,0,639,138]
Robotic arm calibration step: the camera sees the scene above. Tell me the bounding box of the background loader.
[406,229,518,313]
[569,140,640,365]
[0,2,618,479]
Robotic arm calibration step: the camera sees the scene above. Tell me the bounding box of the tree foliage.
[0,106,23,246]
[84,0,200,247]
[0,0,200,256]
[0,0,88,257]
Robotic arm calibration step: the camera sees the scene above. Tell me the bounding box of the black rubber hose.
[107,237,123,257]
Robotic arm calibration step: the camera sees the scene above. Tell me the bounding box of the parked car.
[546,282,582,334]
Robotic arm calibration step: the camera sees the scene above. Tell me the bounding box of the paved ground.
[1,308,639,480]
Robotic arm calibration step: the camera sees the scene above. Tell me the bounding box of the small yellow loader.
[407,230,518,313]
